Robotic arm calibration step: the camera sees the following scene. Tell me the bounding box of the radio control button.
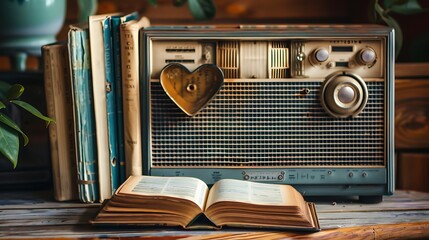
[315,48,329,62]
[297,52,305,62]
[359,48,376,64]
[348,172,354,178]
[338,86,355,103]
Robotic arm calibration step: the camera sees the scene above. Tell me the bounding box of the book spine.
[102,17,120,194]
[43,44,78,201]
[43,46,57,198]
[89,15,113,201]
[68,28,100,203]
[111,16,126,184]
[120,21,142,177]
[111,13,139,184]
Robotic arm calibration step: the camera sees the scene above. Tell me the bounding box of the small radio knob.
[296,52,305,62]
[359,48,376,65]
[314,48,329,62]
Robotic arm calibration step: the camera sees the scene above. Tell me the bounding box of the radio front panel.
[149,38,384,79]
[140,25,394,198]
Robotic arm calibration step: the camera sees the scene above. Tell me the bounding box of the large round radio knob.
[359,48,376,65]
[314,48,329,62]
[320,72,368,118]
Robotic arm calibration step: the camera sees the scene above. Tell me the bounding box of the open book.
[91,176,320,231]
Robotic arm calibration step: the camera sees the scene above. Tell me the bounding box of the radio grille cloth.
[150,81,385,167]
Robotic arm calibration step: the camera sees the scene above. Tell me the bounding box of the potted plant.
[0,0,99,168]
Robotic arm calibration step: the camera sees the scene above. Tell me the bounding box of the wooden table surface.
[1,190,428,239]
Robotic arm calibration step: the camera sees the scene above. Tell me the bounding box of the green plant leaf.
[187,0,216,20]
[10,100,55,126]
[383,0,410,8]
[0,122,19,168]
[6,84,24,100]
[0,102,5,110]
[375,0,403,58]
[0,81,12,100]
[0,112,28,146]
[0,81,11,92]
[383,0,426,15]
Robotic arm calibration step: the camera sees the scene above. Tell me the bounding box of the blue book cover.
[68,24,99,203]
[102,17,120,194]
[111,12,139,184]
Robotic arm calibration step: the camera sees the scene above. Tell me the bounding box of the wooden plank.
[384,189,429,201]
[318,210,429,229]
[395,79,429,149]
[396,62,429,78]
[2,206,427,230]
[183,222,429,240]
[1,220,428,240]
[315,190,429,212]
[0,190,428,239]
[1,222,429,240]
[0,225,216,239]
[317,201,429,213]
[0,202,99,210]
[0,190,99,210]
[0,208,98,227]
[397,154,429,193]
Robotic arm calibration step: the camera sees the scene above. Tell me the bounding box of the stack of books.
[42,13,150,203]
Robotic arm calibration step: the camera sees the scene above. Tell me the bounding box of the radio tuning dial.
[314,48,329,62]
[320,72,368,118]
[359,48,376,65]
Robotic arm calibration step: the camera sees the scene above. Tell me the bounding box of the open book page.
[205,179,300,208]
[117,176,209,210]
[204,179,315,228]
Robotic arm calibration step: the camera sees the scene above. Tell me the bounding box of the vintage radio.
[140,25,394,202]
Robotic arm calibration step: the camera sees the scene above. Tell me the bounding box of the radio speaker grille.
[217,41,240,78]
[269,42,289,79]
[149,81,385,167]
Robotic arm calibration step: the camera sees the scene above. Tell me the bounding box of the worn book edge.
[43,43,78,201]
[68,24,100,203]
[91,201,320,232]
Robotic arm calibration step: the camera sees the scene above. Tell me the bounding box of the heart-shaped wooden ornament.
[160,63,224,117]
